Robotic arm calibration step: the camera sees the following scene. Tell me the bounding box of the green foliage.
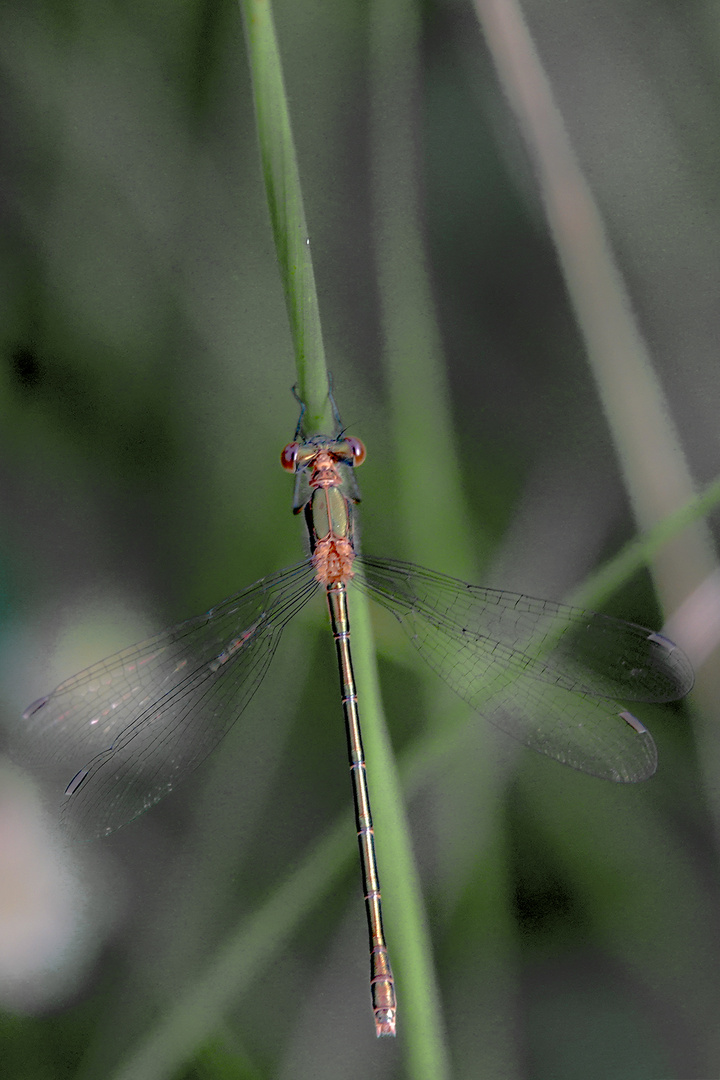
[0,1,717,1079]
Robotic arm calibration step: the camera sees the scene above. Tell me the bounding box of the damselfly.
[18,392,694,1037]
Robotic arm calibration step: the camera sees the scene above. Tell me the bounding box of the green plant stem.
[241,0,436,1066]
[239,0,330,434]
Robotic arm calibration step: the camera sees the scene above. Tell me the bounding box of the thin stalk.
[240,0,429,1058]
[239,0,329,434]
[368,0,503,1074]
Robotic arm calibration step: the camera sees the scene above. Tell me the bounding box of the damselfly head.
[281,437,366,473]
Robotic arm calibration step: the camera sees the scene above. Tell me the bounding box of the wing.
[356,557,693,782]
[18,561,319,837]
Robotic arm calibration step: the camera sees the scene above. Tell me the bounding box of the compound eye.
[345,437,366,466]
[280,442,300,471]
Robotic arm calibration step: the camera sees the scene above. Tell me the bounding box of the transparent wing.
[18,561,319,837]
[356,556,693,782]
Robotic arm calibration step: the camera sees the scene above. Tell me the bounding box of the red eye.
[345,437,366,466]
[281,442,300,471]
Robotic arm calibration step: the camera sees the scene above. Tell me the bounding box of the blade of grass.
[238,0,329,433]
[568,473,720,612]
[470,0,716,610]
[368,0,509,1074]
[471,0,720,841]
[107,817,353,1080]
[368,0,486,582]
[241,0,439,1061]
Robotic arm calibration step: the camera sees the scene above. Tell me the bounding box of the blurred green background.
[1,1,719,1078]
